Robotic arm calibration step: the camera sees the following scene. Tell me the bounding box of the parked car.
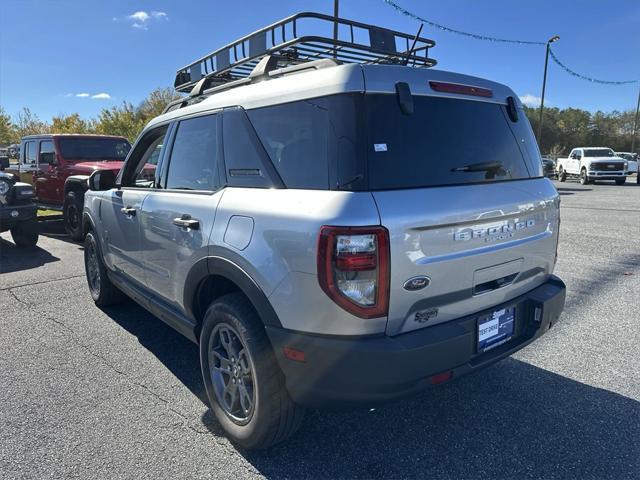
[0,156,39,247]
[9,134,132,240]
[615,152,638,175]
[541,157,556,178]
[556,147,627,185]
[82,12,566,449]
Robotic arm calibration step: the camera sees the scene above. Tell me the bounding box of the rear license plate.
[477,307,515,352]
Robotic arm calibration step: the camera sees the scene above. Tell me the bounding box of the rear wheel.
[579,169,590,185]
[615,178,626,186]
[64,190,85,241]
[558,166,567,182]
[10,219,39,247]
[84,231,124,306]
[199,293,304,449]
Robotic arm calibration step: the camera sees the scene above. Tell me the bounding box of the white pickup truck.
[557,147,628,185]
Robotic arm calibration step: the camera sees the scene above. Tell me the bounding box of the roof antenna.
[404,23,424,66]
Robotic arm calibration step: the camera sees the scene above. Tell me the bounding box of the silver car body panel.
[84,63,560,338]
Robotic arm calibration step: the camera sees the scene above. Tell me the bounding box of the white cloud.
[519,94,543,107]
[128,11,150,22]
[123,10,168,29]
[91,93,111,99]
[75,93,90,98]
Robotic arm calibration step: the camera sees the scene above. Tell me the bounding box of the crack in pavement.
[0,274,85,292]
[5,284,255,470]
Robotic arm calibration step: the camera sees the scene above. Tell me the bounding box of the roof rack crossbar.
[173,11,436,93]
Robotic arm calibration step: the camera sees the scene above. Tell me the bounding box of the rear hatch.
[360,76,560,335]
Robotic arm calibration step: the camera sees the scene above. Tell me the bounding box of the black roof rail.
[173,11,436,94]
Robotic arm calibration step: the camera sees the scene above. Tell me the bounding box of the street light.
[633,86,640,184]
[537,35,561,148]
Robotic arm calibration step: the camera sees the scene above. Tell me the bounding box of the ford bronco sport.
[82,12,566,449]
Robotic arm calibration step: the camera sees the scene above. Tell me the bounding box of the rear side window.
[366,95,533,189]
[222,107,281,188]
[247,98,331,190]
[165,114,220,191]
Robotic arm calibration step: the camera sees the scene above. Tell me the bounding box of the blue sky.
[1,0,638,121]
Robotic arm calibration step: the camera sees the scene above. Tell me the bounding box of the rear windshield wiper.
[451,161,507,180]
[451,161,504,173]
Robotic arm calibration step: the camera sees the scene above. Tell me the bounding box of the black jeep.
[0,156,39,247]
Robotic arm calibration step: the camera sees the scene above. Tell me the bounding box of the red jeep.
[13,134,133,239]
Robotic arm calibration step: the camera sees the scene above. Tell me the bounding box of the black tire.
[10,219,39,247]
[199,293,304,449]
[615,178,626,186]
[558,167,567,182]
[84,231,124,306]
[579,169,590,185]
[64,190,85,241]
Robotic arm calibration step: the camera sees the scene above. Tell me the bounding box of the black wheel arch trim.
[183,253,283,331]
[64,175,90,195]
[82,211,96,235]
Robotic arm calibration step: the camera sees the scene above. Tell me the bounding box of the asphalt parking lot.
[1,179,639,480]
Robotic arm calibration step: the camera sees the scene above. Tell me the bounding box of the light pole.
[632,86,640,183]
[537,35,560,148]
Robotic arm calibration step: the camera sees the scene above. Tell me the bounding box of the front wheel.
[84,231,124,306]
[615,178,626,186]
[199,293,304,449]
[579,169,590,185]
[558,167,567,182]
[64,190,85,241]
[10,220,39,247]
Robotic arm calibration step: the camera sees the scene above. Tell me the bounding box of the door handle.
[120,207,136,217]
[173,214,199,230]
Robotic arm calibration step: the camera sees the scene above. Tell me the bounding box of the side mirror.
[40,152,57,165]
[0,156,9,170]
[89,169,116,191]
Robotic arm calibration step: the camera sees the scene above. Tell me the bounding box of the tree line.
[0,88,181,146]
[1,88,637,158]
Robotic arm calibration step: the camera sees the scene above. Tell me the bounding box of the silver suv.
[82,13,566,449]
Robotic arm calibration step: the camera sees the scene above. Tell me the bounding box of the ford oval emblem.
[403,276,430,291]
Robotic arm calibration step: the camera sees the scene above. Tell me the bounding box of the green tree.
[14,107,50,139]
[95,102,144,142]
[51,113,96,134]
[137,87,182,122]
[0,107,17,144]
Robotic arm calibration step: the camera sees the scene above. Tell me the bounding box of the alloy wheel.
[85,240,101,296]
[208,323,256,424]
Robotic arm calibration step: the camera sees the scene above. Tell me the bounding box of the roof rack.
[172,11,436,95]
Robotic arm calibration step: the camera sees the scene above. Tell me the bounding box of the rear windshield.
[246,93,538,191]
[58,138,131,161]
[366,95,534,189]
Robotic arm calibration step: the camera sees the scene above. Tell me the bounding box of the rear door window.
[365,95,533,189]
[165,114,221,192]
[24,141,36,164]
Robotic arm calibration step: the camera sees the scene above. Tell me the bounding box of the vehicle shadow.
[0,237,60,274]
[241,360,639,479]
[39,219,84,249]
[100,301,639,479]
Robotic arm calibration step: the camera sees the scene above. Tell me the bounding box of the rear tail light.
[317,226,390,318]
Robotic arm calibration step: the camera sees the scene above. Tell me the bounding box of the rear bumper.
[0,203,37,231]
[267,275,566,408]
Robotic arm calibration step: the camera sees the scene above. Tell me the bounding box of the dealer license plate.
[477,306,515,352]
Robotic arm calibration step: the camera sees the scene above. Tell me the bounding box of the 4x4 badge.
[403,276,430,291]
